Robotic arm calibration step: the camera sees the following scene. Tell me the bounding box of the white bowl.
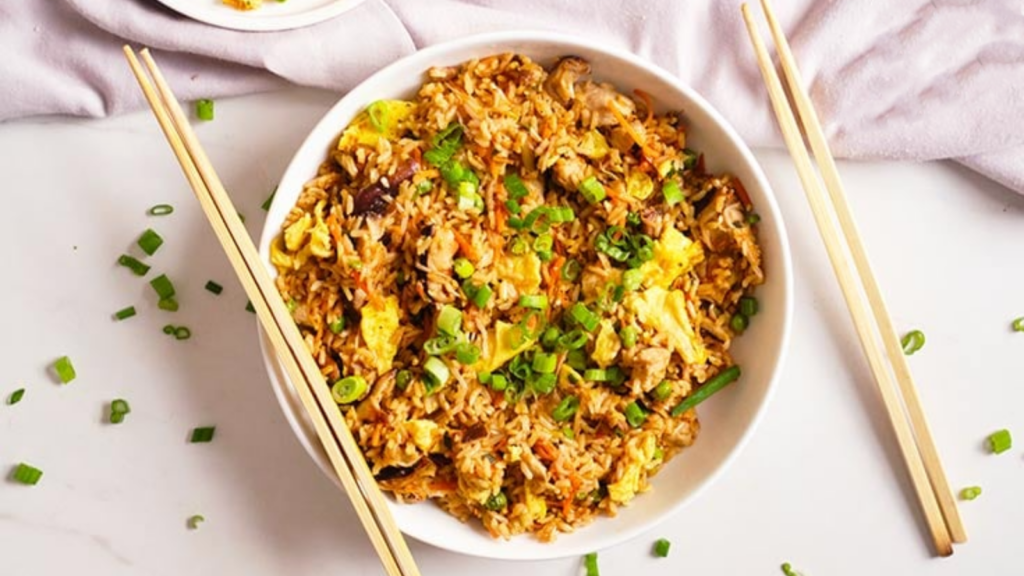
[258,31,793,561]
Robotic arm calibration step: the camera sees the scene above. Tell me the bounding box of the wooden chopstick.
[123,46,421,576]
[754,0,966,545]
[740,4,956,556]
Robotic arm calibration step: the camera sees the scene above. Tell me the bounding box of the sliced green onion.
[626,211,641,227]
[114,306,137,321]
[505,198,522,214]
[584,552,599,576]
[195,99,214,121]
[672,365,741,417]
[622,268,643,292]
[423,357,450,393]
[653,538,671,557]
[548,206,576,223]
[1012,317,1024,331]
[117,254,150,276]
[557,329,588,351]
[504,173,530,200]
[158,298,179,312]
[12,463,43,485]
[959,486,982,501]
[780,563,800,576]
[541,327,562,350]
[245,301,255,313]
[261,186,277,211]
[531,352,558,374]
[424,335,460,356]
[988,429,1012,454]
[509,236,528,255]
[484,491,508,511]
[472,284,493,308]
[54,356,76,384]
[578,176,606,204]
[562,426,575,439]
[552,395,579,422]
[395,370,413,391]
[507,217,526,230]
[332,375,368,404]
[436,305,463,337]
[441,161,480,190]
[138,228,164,256]
[652,380,673,402]
[150,274,176,300]
[457,181,481,211]
[901,330,925,355]
[561,258,582,282]
[109,399,131,424]
[619,325,638,349]
[453,258,475,279]
[426,124,463,167]
[366,100,390,133]
[478,372,492,385]
[681,148,699,169]
[566,349,587,371]
[329,316,345,334]
[287,299,299,313]
[747,213,761,225]
[8,388,25,406]
[519,294,549,309]
[174,326,191,340]
[533,233,554,255]
[148,204,174,216]
[237,212,246,224]
[530,373,557,394]
[190,426,216,443]
[739,296,758,317]
[624,401,647,428]
[205,281,224,295]
[731,313,749,333]
[662,180,685,206]
[163,324,176,335]
[523,207,551,234]
[489,373,508,392]
[569,303,600,332]
[188,514,205,529]
[584,368,622,383]
[455,342,481,365]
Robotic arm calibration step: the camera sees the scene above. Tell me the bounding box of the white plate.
[258,31,793,560]
[155,0,364,32]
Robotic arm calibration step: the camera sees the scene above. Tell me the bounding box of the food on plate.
[271,53,764,540]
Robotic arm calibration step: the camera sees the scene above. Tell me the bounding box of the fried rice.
[271,53,764,541]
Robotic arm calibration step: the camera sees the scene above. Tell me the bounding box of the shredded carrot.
[634,89,654,124]
[732,177,753,209]
[534,439,558,462]
[451,229,479,261]
[609,102,654,160]
[353,271,382,308]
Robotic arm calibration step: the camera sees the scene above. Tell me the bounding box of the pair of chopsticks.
[122,47,421,576]
[741,0,965,556]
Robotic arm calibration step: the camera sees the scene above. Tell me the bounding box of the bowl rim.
[257,29,793,561]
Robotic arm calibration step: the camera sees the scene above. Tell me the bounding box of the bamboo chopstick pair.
[741,0,965,556]
[122,46,422,576]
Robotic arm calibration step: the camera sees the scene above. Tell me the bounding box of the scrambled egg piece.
[626,170,655,200]
[338,100,415,148]
[308,201,333,258]
[270,236,311,271]
[404,419,441,452]
[591,320,621,368]
[559,363,583,387]
[608,432,658,504]
[360,295,401,374]
[475,321,537,373]
[524,484,548,521]
[279,201,334,262]
[577,130,610,159]
[627,286,707,365]
[495,252,543,296]
[506,444,524,463]
[284,213,312,251]
[638,227,704,289]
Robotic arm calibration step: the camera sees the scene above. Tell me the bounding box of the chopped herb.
[455,342,481,365]
[624,401,647,427]
[137,228,164,256]
[12,463,43,486]
[1012,316,1024,332]
[150,274,176,300]
[504,173,530,201]
[681,148,699,169]
[436,305,463,337]
[54,356,76,384]
[117,254,150,276]
[453,258,475,279]
[109,398,131,424]
[331,376,368,404]
[174,326,192,341]
[652,380,673,402]
[959,486,982,501]
[988,429,1012,454]
[472,284,493,308]
[662,180,685,205]
[740,296,759,317]
[578,176,606,204]
[489,373,508,392]
[672,366,741,416]
[519,294,549,310]
[195,99,214,121]
[561,258,582,282]
[114,306,137,321]
[569,303,600,332]
[424,124,463,167]
[531,352,558,374]
[204,281,223,295]
[505,199,522,214]
[530,372,557,394]
[245,301,255,313]
[423,357,450,393]
[158,297,179,312]
[557,329,588,351]
[731,313,749,333]
[366,100,390,133]
[653,538,671,557]
[901,329,925,355]
[424,335,460,356]
[747,213,761,225]
[7,388,25,405]
[552,395,579,422]
[329,317,345,334]
[261,187,277,211]
[187,514,205,529]
[148,204,174,216]
[484,491,507,511]
[163,324,176,335]
[190,426,216,443]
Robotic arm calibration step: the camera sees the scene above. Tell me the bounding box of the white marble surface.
[1,87,1022,575]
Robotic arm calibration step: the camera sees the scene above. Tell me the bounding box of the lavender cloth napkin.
[3,0,1023,193]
